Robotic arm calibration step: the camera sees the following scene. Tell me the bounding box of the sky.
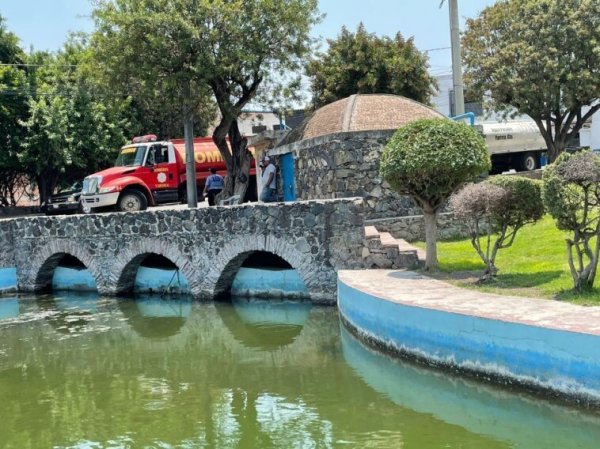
[1,0,498,75]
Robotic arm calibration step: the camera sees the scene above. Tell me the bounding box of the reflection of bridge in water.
[2,294,600,448]
[0,199,368,303]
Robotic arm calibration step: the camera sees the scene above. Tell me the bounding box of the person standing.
[204,168,225,206]
[260,156,277,203]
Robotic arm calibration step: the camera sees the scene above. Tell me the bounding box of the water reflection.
[216,297,311,350]
[118,295,192,339]
[340,325,600,449]
[0,297,19,320]
[37,292,99,335]
[1,295,598,449]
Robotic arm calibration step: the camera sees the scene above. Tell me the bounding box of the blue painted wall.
[338,278,600,403]
[134,267,190,295]
[53,267,97,292]
[0,268,17,292]
[32,264,308,298]
[231,267,308,298]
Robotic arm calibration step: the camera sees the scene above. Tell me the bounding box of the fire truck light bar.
[132,134,158,143]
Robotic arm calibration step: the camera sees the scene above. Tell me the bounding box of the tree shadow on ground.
[491,271,563,288]
[431,269,563,290]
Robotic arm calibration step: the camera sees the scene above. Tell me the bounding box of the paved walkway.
[338,270,600,336]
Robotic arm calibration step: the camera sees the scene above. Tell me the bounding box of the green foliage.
[92,0,320,197]
[19,36,131,202]
[380,118,490,212]
[0,15,30,205]
[542,151,600,291]
[414,216,600,305]
[486,175,544,230]
[462,0,600,162]
[451,175,543,278]
[307,23,436,108]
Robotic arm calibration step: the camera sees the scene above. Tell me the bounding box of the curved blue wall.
[338,277,600,405]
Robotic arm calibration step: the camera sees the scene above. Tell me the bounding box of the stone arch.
[207,234,319,299]
[107,238,199,296]
[27,239,102,292]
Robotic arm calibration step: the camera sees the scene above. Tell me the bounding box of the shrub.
[451,175,543,279]
[380,118,490,269]
[542,151,600,291]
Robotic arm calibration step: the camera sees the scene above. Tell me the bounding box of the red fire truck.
[80,135,256,213]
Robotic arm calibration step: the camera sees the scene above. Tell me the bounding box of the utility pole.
[448,0,465,116]
[183,81,198,208]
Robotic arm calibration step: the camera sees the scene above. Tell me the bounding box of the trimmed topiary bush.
[542,151,600,291]
[381,118,490,269]
[451,175,543,279]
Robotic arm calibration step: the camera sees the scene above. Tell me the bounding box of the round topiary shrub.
[380,118,490,269]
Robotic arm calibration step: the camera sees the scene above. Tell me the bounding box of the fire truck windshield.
[115,146,147,167]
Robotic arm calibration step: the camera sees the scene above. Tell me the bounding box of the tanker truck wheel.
[117,190,147,212]
[518,152,538,171]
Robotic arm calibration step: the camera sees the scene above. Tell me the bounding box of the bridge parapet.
[1,198,366,303]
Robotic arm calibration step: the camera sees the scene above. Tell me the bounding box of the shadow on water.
[216,297,312,351]
[117,295,193,339]
[340,325,600,449]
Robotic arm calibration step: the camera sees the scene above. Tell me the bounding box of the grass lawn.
[414,215,600,305]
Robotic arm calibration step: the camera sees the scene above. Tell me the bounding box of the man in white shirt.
[260,156,277,202]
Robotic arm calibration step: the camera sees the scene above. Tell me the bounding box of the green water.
[1,294,600,449]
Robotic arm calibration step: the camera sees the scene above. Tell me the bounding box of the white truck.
[475,121,550,172]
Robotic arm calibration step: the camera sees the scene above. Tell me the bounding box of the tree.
[92,0,320,204]
[0,15,30,206]
[380,118,490,269]
[462,0,600,162]
[451,176,543,280]
[19,37,131,203]
[307,23,437,109]
[542,151,600,292]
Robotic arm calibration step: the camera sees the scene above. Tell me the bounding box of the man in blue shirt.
[204,168,225,206]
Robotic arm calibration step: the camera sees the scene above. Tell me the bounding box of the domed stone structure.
[269,94,446,220]
[279,94,444,146]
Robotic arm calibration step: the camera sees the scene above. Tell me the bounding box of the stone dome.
[278,94,445,146]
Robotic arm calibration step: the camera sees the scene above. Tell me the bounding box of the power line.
[423,46,451,52]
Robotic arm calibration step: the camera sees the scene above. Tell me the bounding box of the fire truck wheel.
[117,190,147,212]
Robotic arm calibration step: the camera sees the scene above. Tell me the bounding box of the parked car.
[41,181,82,215]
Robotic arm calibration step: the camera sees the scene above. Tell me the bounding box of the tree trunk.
[213,118,253,204]
[229,121,251,202]
[423,208,438,270]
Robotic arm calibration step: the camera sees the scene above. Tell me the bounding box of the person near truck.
[204,168,225,206]
[260,156,277,203]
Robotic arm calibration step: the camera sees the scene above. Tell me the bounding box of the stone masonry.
[0,199,369,304]
[271,130,420,220]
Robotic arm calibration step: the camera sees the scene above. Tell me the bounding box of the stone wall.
[271,131,419,220]
[366,212,468,242]
[1,198,367,304]
[0,219,15,270]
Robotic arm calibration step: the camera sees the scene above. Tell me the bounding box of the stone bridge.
[0,199,374,303]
